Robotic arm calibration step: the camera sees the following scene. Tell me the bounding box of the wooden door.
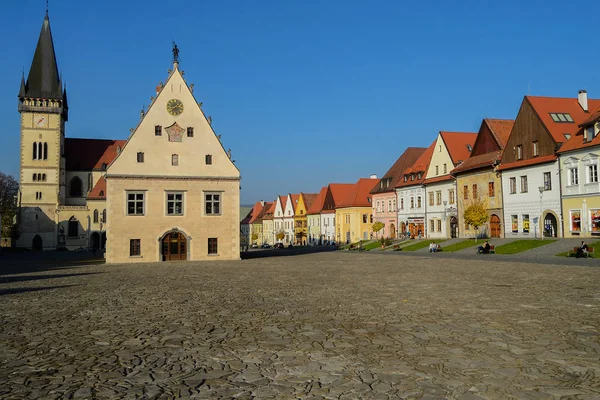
[162,232,187,261]
[490,214,501,238]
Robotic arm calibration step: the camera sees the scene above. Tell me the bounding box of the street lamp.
[538,186,544,240]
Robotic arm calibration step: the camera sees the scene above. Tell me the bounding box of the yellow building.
[293,193,317,245]
[335,178,378,244]
[106,51,240,263]
[451,119,514,238]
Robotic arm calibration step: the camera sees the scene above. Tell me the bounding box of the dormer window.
[411,174,415,181]
[99,191,104,197]
[564,134,571,140]
[467,144,472,152]
[404,176,408,182]
[585,126,594,142]
[417,173,422,179]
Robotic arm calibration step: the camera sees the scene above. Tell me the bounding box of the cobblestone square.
[1,252,599,399]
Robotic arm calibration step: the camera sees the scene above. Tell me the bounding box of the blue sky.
[1,0,599,204]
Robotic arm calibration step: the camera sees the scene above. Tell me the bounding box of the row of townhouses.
[243,91,600,244]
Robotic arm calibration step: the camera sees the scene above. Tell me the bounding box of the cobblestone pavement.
[1,253,599,399]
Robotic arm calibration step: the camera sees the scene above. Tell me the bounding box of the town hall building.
[16,12,241,262]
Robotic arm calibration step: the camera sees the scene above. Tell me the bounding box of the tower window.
[137,152,144,163]
[93,209,99,223]
[32,173,37,181]
[155,125,162,136]
[69,176,83,197]
[43,142,48,160]
[68,216,79,238]
[205,154,212,165]
[33,142,37,160]
[187,127,194,137]
[102,209,106,223]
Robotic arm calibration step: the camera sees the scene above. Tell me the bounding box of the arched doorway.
[543,213,558,238]
[490,214,501,238]
[32,235,43,251]
[161,231,187,261]
[90,232,100,250]
[389,223,396,239]
[450,216,458,238]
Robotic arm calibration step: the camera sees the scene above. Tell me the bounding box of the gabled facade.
[335,178,378,244]
[307,187,327,245]
[498,94,599,239]
[396,141,436,238]
[371,148,426,239]
[248,201,266,246]
[558,96,600,238]
[283,194,299,244]
[321,184,354,244]
[423,132,476,238]
[106,54,240,262]
[261,201,276,245]
[451,119,513,238]
[294,193,317,245]
[273,196,286,243]
[240,208,253,249]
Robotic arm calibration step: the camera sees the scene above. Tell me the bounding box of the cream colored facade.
[105,60,240,263]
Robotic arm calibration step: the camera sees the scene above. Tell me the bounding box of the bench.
[489,245,495,254]
[569,246,595,258]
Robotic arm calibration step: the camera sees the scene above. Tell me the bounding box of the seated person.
[429,242,438,252]
[576,241,588,258]
[477,241,491,254]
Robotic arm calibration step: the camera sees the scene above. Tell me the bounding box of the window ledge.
[208,253,219,257]
[129,255,143,258]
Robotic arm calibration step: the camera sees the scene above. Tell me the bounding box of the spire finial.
[46,0,49,17]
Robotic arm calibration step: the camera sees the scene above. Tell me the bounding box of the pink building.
[370,147,426,239]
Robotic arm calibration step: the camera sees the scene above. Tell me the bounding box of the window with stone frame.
[429,192,434,206]
[472,184,478,199]
[166,192,184,215]
[588,163,598,183]
[205,192,221,215]
[208,238,218,254]
[127,192,145,215]
[436,191,442,205]
[543,172,552,190]
[417,196,422,208]
[130,239,141,256]
[448,189,455,204]
[437,219,442,232]
[488,181,495,197]
[569,167,579,186]
[429,219,434,232]
[463,185,469,200]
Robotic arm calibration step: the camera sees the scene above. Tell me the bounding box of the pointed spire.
[23,13,62,100]
[19,71,26,98]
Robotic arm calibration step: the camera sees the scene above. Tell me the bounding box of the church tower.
[17,11,68,250]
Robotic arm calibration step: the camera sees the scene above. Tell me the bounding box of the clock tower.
[17,11,68,250]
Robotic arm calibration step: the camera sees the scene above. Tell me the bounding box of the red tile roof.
[301,193,318,213]
[337,178,378,208]
[559,105,600,154]
[87,177,107,200]
[289,194,300,213]
[370,147,427,195]
[485,119,514,148]
[64,138,126,171]
[496,154,557,171]
[395,140,436,188]
[262,201,277,220]
[322,183,355,213]
[248,202,267,224]
[240,208,253,224]
[422,175,453,185]
[450,151,501,175]
[440,131,477,165]
[526,96,600,143]
[307,187,327,215]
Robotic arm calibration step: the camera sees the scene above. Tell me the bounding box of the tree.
[463,197,489,241]
[276,230,285,241]
[372,222,385,238]
[251,233,258,243]
[0,173,19,237]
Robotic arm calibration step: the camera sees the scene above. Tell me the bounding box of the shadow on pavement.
[241,246,336,259]
[0,284,79,297]
[0,272,103,284]
[0,251,104,275]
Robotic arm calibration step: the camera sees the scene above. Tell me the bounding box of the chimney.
[578,90,588,112]
[156,85,162,96]
[260,200,264,206]
[370,174,377,179]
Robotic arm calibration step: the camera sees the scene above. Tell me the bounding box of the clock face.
[34,115,47,128]
[166,99,184,116]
